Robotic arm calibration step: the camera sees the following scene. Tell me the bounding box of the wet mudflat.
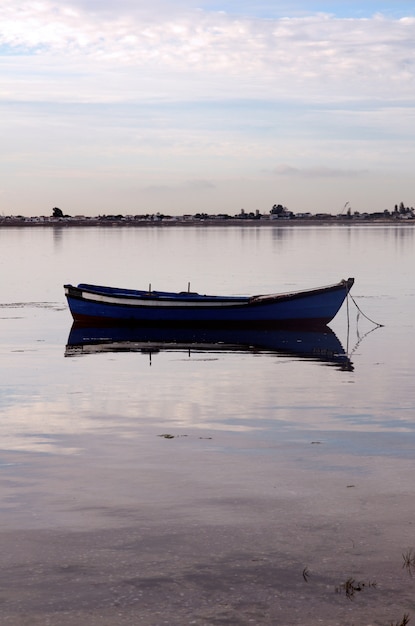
[1,430,415,626]
[1,225,415,625]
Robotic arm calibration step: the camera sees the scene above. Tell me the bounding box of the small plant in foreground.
[402,550,415,576]
[335,577,377,600]
[390,613,410,626]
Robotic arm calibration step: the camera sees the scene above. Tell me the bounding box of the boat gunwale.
[64,278,354,310]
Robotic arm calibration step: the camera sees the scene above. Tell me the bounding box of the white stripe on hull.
[80,291,249,308]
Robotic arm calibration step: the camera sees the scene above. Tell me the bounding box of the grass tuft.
[390,614,410,626]
[402,550,415,576]
[335,577,376,600]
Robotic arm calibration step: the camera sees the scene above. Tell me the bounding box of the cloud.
[1,2,415,105]
[143,179,216,192]
[1,2,415,216]
[187,179,216,189]
[273,165,370,178]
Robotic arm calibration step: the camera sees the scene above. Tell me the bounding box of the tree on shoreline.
[52,207,71,218]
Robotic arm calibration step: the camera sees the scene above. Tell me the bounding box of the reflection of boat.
[65,324,353,369]
[64,278,354,327]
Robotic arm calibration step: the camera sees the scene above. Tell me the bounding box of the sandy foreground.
[0,428,414,626]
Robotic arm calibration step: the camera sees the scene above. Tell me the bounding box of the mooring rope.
[347,292,384,328]
[344,288,383,361]
[347,321,382,361]
[346,287,351,355]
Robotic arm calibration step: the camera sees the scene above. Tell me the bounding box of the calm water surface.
[1,224,414,624]
[1,225,413,446]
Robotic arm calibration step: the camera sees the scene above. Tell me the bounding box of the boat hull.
[64,278,354,328]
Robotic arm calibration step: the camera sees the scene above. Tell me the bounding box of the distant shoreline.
[1,217,414,228]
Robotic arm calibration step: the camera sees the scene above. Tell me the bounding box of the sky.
[1,1,415,216]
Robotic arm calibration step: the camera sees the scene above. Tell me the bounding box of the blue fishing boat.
[64,278,354,327]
